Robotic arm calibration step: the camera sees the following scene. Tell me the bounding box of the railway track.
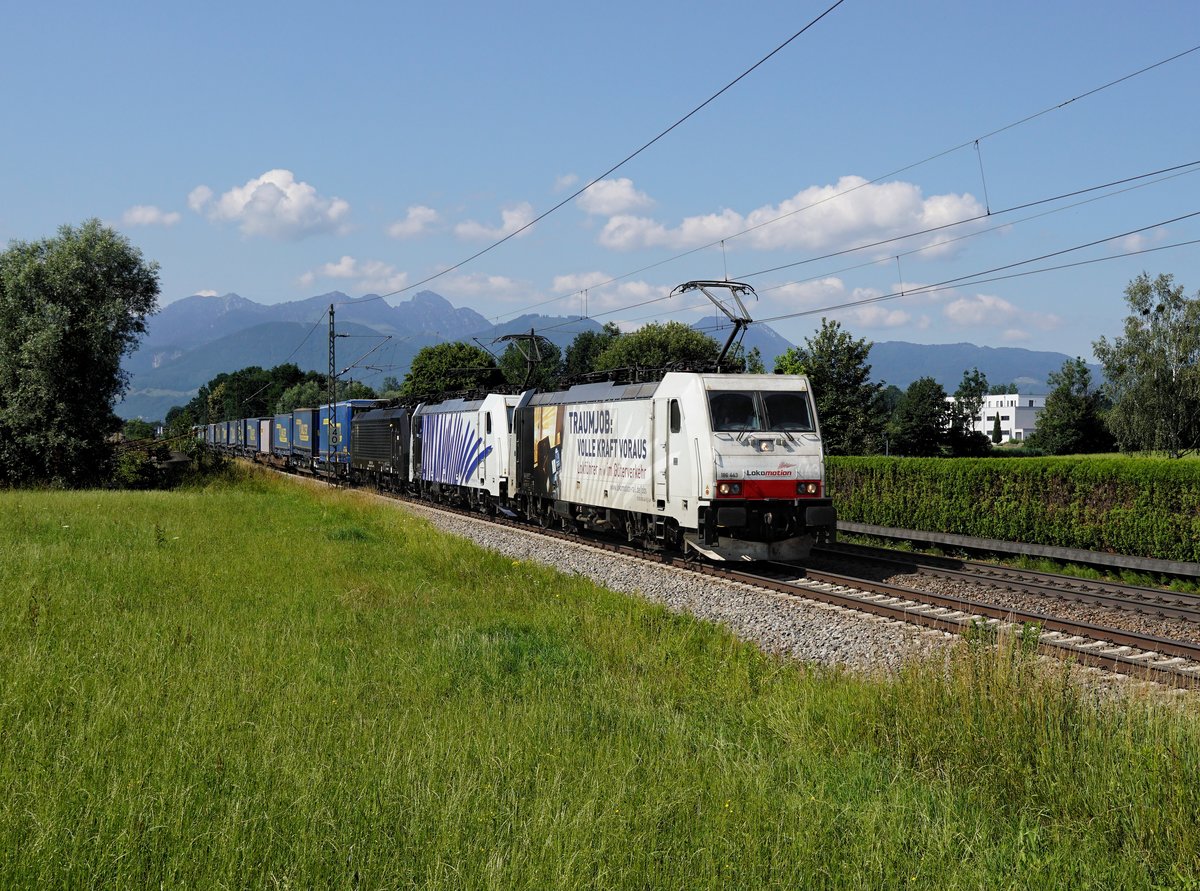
[274,464,1200,690]
[811,542,1200,624]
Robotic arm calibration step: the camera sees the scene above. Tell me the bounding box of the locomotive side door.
[653,398,669,507]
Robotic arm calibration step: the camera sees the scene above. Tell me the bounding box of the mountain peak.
[412,290,453,310]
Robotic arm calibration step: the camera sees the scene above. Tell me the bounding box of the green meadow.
[2,467,1199,889]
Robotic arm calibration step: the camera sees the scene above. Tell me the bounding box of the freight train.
[203,371,837,561]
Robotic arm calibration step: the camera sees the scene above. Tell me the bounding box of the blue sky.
[3,0,1198,360]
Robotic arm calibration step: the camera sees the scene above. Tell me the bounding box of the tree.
[991,413,1003,444]
[166,363,316,432]
[275,379,377,413]
[1025,357,1114,455]
[498,337,562,389]
[730,344,765,374]
[0,220,159,486]
[774,318,886,455]
[122,418,157,441]
[593,321,721,372]
[890,377,949,457]
[563,323,621,377]
[400,342,499,398]
[1094,272,1200,457]
[948,367,991,456]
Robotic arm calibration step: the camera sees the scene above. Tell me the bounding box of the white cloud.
[299,255,407,293]
[194,289,218,297]
[190,169,349,240]
[598,176,983,254]
[454,203,535,240]
[576,178,654,216]
[846,304,911,328]
[187,186,213,213]
[552,271,612,294]
[122,205,181,227]
[1115,228,1168,254]
[435,272,528,301]
[942,291,1060,333]
[554,173,579,192]
[943,293,1019,326]
[387,205,440,239]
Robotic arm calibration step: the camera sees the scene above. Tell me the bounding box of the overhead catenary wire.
[753,210,1200,326]
[522,162,1200,337]
[339,0,849,310]
[239,39,1200,400]
[486,44,1200,326]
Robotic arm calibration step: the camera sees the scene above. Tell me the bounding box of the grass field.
[2,467,1200,888]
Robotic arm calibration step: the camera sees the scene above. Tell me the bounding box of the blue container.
[292,408,320,461]
[245,418,259,451]
[319,400,382,465]
[272,413,294,456]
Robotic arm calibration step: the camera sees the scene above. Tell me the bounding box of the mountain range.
[117,290,1094,420]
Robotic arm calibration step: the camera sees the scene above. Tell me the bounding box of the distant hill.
[116,290,1096,419]
[867,341,1100,392]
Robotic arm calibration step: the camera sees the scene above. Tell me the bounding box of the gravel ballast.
[398,499,956,673]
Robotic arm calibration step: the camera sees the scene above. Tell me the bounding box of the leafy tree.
[0,220,159,486]
[563,323,621,377]
[122,418,157,441]
[948,367,991,456]
[730,344,765,374]
[275,379,377,413]
[1094,272,1200,457]
[891,376,949,457]
[169,363,317,428]
[988,382,1017,395]
[1025,357,1114,455]
[593,321,721,372]
[774,319,886,455]
[400,342,499,398]
[499,337,562,389]
[991,413,1003,444]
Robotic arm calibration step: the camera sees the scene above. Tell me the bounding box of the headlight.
[797,481,820,496]
[717,482,742,496]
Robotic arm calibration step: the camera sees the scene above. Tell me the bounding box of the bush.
[827,456,1200,562]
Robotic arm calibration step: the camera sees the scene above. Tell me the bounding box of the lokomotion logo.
[422,413,493,485]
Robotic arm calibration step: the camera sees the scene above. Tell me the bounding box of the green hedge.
[827,456,1200,563]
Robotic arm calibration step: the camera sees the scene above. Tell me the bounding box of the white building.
[960,392,1046,442]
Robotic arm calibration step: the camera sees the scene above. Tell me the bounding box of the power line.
[526,160,1200,335]
[754,210,1200,326]
[756,162,1200,295]
[339,0,850,308]
[487,43,1200,325]
[738,159,1200,280]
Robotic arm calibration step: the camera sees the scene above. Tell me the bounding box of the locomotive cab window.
[709,392,761,432]
[669,399,681,433]
[485,412,492,434]
[762,392,814,432]
[709,391,815,433]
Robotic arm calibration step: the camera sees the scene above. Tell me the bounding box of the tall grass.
[1,467,1198,888]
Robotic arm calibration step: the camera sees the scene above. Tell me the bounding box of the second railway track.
[811,541,1200,624]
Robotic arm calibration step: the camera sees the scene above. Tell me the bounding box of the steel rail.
[812,542,1200,624]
